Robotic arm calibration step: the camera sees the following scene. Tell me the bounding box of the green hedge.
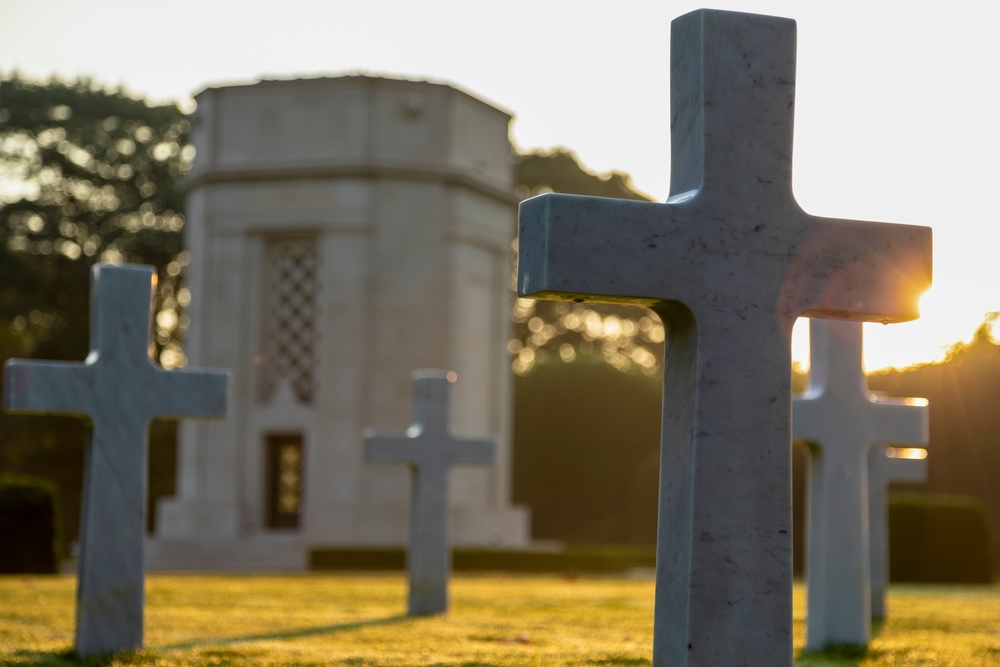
[889,493,995,583]
[310,545,656,573]
[0,474,60,573]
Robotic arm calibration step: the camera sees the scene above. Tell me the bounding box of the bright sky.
[2,0,998,371]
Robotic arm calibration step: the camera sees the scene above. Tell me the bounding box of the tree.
[511,149,666,377]
[0,76,191,547]
[0,76,192,367]
[514,149,655,203]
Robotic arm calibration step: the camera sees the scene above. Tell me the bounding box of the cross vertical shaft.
[670,10,796,198]
[409,462,449,613]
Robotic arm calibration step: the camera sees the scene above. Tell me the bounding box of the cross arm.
[790,396,834,447]
[519,193,932,325]
[869,397,929,446]
[448,436,495,466]
[785,216,932,324]
[793,394,928,447]
[363,429,416,464]
[872,449,928,484]
[518,193,686,306]
[151,367,229,420]
[3,359,94,417]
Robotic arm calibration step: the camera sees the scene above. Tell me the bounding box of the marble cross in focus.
[516,9,932,665]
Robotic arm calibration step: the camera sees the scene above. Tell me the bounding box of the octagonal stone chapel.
[147,76,530,569]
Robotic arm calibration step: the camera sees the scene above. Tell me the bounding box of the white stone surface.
[364,370,494,615]
[148,76,529,570]
[2,264,228,657]
[794,319,928,649]
[869,446,928,619]
[516,9,932,666]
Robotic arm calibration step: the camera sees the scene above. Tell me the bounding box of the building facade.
[148,76,530,569]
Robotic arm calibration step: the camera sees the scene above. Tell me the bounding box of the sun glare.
[792,282,999,376]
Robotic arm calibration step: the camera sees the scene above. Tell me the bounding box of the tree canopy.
[0,76,191,367]
[510,149,665,377]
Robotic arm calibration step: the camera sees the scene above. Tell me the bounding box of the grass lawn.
[0,574,998,666]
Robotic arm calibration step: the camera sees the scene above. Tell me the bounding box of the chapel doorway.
[265,434,304,529]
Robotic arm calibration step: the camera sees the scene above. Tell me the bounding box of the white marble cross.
[794,319,928,649]
[3,264,228,657]
[363,370,494,616]
[516,9,932,666]
[868,445,928,619]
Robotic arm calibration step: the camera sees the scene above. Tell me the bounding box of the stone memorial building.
[148,76,530,569]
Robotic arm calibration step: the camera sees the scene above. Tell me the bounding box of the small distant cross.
[364,370,494,616]
[3,264,228,657]
[794,319,928,648]
[868,445,928,619]
[517,9,931,666]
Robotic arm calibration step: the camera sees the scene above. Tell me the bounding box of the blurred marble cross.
[364,370,494,616]
[516,9,932,666]
[3,264,228,657]
[868,445,928,619]
[794,319,928,649]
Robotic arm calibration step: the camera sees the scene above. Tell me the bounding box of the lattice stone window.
[261,238,319,403]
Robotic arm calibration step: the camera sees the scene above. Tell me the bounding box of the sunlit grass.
[792,583,1000,666]
[0,575,998,665]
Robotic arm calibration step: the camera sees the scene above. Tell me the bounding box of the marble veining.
[516,9,932,666]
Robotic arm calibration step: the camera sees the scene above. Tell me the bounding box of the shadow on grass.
[6,615,411,666]
[7,648,150,667]
[794,619,886,666]
[156,612,411,650]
